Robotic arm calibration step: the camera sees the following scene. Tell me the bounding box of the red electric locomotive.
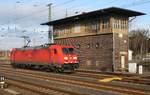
[10,44,79,72]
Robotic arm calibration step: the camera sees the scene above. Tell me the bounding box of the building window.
[54,49,57,54]
[101,19,109,30]
[96,43,99,48]
[53,28,59,37]
[74,23,80,33]
[125,20,127,29]
[117,20,119,29]
[76,44,81,49]
[54,25,72,37]
[85,19,100,33]
[113,18,128,30]
[113,19,117,29]
[87,44,90,48]
[121,20,123,29]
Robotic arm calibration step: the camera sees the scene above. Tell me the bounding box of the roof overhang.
[41,7,145,26]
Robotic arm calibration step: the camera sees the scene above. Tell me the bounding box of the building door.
[121,56,125,69]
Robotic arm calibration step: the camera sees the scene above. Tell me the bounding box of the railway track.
[76,69,138,77]
[0,65,150,95]
[7,79,69,95]
[1,63,150,85]
[75,70,150,85]
[0,69,84,94]
[1,63,150,86]
[1,70,119,95]
[6,78,82,95]
[0,64,82,95]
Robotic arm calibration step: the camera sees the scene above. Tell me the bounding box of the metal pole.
[47,3,54,44]
[21,36,29,47]
[66,9,68,17]
[47,3,52,22]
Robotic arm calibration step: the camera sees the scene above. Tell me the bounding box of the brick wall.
[55,33,114,71]
[113,33,128,71]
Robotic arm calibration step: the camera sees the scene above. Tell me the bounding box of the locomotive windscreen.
[62,48,74,54]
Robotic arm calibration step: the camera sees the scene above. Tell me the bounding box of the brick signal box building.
[42,7,144,72]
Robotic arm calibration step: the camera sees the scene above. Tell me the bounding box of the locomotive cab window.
[62,48,74,54]
[54,49,57,54]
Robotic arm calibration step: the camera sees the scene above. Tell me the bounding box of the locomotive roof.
[16,44,55,50]
[41,7,145,25]
[15,44,74,50]
[16,46,47,50]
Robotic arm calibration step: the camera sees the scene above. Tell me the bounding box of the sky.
[0,0,150,50]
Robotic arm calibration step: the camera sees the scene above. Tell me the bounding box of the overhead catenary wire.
[0,0,78,38]
[121,0,150,7]
[1,0,150,32]
[0,0,76,26]
[3,0,150,24]
[1,0,148,27]
[1,0,150,33]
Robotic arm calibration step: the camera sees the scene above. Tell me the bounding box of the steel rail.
[0,68,150,95]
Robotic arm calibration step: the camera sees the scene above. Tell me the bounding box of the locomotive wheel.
[11,63,17,68]
[26,64,32,69]
[58,68,63,73]
[21,64,26,68]
[53,67,60,73]
[54,69,59,73]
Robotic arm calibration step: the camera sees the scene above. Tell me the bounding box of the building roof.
[41,7,145,25]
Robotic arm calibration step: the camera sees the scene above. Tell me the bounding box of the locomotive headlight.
[73,57,77,60]
[64,57,68,60]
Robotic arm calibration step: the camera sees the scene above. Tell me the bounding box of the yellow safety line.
[99,77,123,83]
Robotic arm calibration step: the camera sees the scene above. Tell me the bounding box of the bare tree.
[129,29,149,59]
